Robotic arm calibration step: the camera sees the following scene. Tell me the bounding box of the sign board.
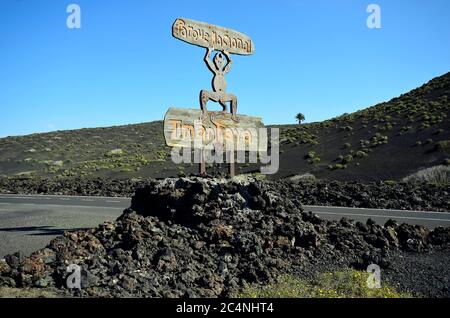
[168,18,261,176]
[164,107,266,152]
[172,18,255,55]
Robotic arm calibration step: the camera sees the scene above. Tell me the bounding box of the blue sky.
[0,0,449,137]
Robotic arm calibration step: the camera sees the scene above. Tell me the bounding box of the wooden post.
[228,151,235,177]
[199,149,206,175]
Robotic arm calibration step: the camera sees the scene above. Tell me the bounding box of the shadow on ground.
[0,226,90,236]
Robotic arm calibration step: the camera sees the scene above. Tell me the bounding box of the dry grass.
[0,287,61,298]
[237,270,411,298]
[403,165,450,184]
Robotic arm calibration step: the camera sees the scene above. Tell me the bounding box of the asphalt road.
[0,194,126,258]
[1,194,449,258]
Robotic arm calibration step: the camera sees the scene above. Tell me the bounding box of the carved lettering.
[172,18,255,55]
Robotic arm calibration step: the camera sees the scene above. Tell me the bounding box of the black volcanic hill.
[275,72,450,181]
[0,72,449,181]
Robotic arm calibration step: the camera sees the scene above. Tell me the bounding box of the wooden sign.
[164,107,266,152]
[172,18,255,55]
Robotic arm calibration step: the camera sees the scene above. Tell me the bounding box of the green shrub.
[359,139,370,148]
[342,155,353,164]
[355,151,368,158]
[400,126,413,133]
[305,151,316,159]
[434,140,450,152]
[330,163,346,170]
[105,148,125,157]
[341,125,353,132]
[371,133,388,146]
[344,143,352,149]
[120,167,134,172]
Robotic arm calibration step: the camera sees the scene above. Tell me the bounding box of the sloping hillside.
[0,122,174,179]
[275,72,450,181]
[0,72,449,181]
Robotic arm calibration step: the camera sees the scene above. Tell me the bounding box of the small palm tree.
[296,113,305,124]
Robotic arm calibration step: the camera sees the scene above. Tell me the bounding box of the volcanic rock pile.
[0,176,151,197]
[0,177,449,297]
[276,179,450,212]
[1,176,449,212]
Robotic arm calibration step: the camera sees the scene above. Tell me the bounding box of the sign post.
[228,151,235,177]
[166,18,261,177]
[199,149,206,175]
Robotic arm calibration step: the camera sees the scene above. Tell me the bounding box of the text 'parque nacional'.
[172,18,255,55]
